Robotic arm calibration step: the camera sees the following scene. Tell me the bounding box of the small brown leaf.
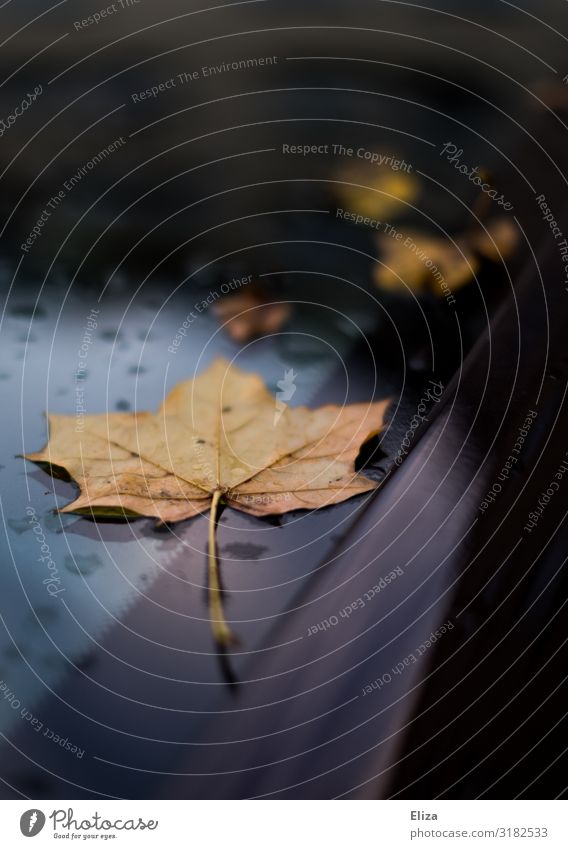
[374,218,519,297]
[213,284,291,342]
[375,231,478,294]
[469,217,519,262]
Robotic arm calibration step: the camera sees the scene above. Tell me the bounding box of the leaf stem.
[208,488,237,647]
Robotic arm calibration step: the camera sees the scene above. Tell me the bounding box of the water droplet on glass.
[222,543,269,560]
[31,605,59,626]
[64,554,103,576]
[100,328,122,342]
[8,518,32,535]
[3,645,23,661]
[9,305,46,319]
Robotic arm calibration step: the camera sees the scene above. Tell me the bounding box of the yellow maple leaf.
[25,359,390,646]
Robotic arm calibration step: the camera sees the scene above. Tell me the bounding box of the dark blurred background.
[0,0,567,800]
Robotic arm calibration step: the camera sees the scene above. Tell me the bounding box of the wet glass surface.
[0,270,404,796]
